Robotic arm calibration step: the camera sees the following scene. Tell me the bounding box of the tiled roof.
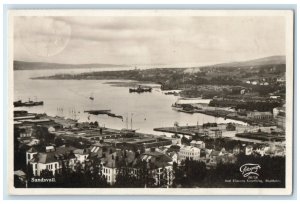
[74,149,89,155]
[141,151,172,168]
[32,146,77,164]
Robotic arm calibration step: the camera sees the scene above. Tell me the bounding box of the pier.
[154,125,201,136]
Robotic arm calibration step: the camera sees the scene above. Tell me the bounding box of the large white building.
[179,146,200,161]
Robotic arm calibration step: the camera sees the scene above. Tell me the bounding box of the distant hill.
[13,60,125,70]
[14,55,286,71]
[209,55,286,68]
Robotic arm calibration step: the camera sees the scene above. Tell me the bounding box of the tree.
[26,162,34,186]
[172,162,184,187]
[40,169,54,178]
[181,136,191,145]
[54,137,64,147]
[14,175,25,188]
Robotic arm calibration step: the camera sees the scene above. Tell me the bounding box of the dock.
[153,126,199,136]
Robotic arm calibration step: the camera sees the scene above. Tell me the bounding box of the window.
[55,164,57,169]
[27,154,30,160]
[35,164,37,169]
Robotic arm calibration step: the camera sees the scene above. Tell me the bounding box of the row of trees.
[172,159,206,187]
[172,154,286,188]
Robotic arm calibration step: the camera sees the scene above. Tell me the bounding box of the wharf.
[153,126,199,136]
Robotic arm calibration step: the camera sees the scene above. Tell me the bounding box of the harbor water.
[14,67,246,135]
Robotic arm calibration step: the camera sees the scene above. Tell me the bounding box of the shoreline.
[178,109,276,127]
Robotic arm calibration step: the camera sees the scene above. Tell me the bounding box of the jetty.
[153,126,198,136]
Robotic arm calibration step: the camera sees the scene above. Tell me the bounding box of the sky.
[13,15,286,67]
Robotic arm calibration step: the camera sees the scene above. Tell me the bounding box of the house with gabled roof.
[26,146,77,177]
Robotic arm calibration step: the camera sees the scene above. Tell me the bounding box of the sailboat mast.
[126,113,128,129]
[130,113,133,130]
[74,108,77,120]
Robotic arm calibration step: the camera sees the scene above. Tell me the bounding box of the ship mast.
[130,113,133,130]
[126,113,128,129]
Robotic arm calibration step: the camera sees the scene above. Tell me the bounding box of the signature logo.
[240,163,261,178]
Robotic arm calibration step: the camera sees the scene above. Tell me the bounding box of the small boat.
[89,93,94,100]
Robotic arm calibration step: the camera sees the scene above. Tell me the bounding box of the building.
[140,150,174,187]
[255,144,271,157]
[179,146,200,161]
[245,145,253,155]
[276,77,285,83]
[203,129,222,138]
[17,125,33,138]
[273,106,285,130]
[270,95,281,100]
[251,81,258,85]
[233,145,241,155]
[205,148,229,168]
[100,148,174,187]
[273,107,284,117]
[168,152,179,163]
[277,112,286,130]
[101,153,119,185]
[26,146,77,176]
[247,111,273,120]
[112,136,173,151]
[190,140,205,149]
[73,149,89,163]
